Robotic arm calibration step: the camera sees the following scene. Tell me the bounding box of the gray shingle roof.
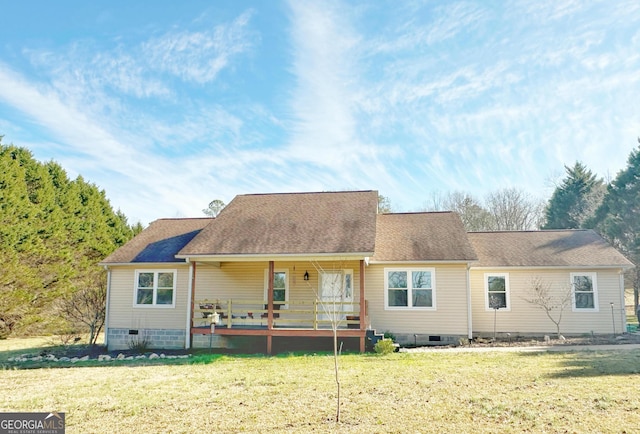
[101,218,212,263]
[467,229,633,268]
[178,190,378,256]
[371,212,478,262]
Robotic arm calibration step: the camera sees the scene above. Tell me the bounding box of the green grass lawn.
[1,339,640,433]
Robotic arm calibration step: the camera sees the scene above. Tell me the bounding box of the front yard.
[1,338,639,432]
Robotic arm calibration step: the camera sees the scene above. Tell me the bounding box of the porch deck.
[190,298,367,352]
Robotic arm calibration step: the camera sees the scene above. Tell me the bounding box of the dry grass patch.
[1,347,639,433]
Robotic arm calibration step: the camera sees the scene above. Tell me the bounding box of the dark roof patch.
[101,218,212,264]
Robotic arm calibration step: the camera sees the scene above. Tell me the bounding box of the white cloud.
[283,0,401,193]
[142,10,256,84]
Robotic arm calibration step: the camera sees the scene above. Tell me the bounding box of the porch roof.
[178,190,378,257]
[468,229,634,268]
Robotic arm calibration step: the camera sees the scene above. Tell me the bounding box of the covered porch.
[187,259,369,354]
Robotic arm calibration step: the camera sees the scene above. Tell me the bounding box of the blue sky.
[1,1,639,225]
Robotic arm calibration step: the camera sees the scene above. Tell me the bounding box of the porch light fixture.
[304,271,309,281]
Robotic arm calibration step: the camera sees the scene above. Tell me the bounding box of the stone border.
[7,352,191,364]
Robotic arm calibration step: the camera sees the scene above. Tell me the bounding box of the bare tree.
[440,191,493,231]
[485,188,545,230]
[203,199,226,217]
[524,276,572,338]
[58,273,107,347]
[424,189,541,231]
[308,261,352,423]
[378,194,392,213]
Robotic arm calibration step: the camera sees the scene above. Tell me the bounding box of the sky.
[1,1,639,225]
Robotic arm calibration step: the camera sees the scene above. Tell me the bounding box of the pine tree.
[589,145,640,319]
[0,139,139,337]
[543,162,604,229]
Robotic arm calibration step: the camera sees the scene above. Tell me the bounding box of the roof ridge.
[468,229,591,234]
[153,217,214,222]
[380,211,454,216]
[237,190,376,198]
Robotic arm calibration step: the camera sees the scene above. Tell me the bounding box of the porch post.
[187,261,196,349]
[359,259,366,353]
[268,261,274,329]
[267,260,274,354]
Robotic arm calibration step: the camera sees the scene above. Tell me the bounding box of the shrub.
[374,338,396,355]
[127,332,150,353]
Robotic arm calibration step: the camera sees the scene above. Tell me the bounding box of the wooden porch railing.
[193,299,362,330]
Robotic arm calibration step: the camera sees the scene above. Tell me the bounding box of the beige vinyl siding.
[470,268,625,335]
[107,265,190,330]
[366,263,469,335]
[193,260,363,316]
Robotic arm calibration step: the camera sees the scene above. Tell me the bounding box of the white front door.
[320,270,353,324]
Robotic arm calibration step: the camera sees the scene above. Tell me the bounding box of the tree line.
[3,136,639,341]
[0,139,141,339]
[411,144,640,316]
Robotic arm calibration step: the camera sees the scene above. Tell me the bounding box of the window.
[385,268,435,309]
[571,272,598,311]
[134,270,176,307]
[264,269,288,306]
[485,273,509,310]
[273,271,287,303]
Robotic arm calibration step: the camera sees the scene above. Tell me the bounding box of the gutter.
[470,265,635,271]
[174,252,375,262]
[619,269,626,333]
[103,265,111,348]
[185,259,193,350]
[466,263,473,340]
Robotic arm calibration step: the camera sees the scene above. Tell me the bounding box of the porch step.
[366,329,400,352]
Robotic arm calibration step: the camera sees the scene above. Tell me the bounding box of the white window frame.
[570,272,599,312]
[264,268,289,308]
[133,269,177,308]
[384,267,436,310]
[484,273,511,312]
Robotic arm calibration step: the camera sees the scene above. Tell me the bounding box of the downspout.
[185,259,194,350]
[466,263,473,340]
[619,269,626,333]
[103,265,111,348]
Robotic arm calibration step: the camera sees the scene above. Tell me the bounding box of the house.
[100,190,633,352]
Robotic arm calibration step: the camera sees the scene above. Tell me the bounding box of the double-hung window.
[571,272,598,311]
[385,268,435,309]
[264,269,288,307]
[134,270,177,307]
[485,273,509,310]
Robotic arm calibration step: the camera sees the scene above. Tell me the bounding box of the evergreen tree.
[589,145,640,319]
[0,138,138,337]
[543,162,604,229]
